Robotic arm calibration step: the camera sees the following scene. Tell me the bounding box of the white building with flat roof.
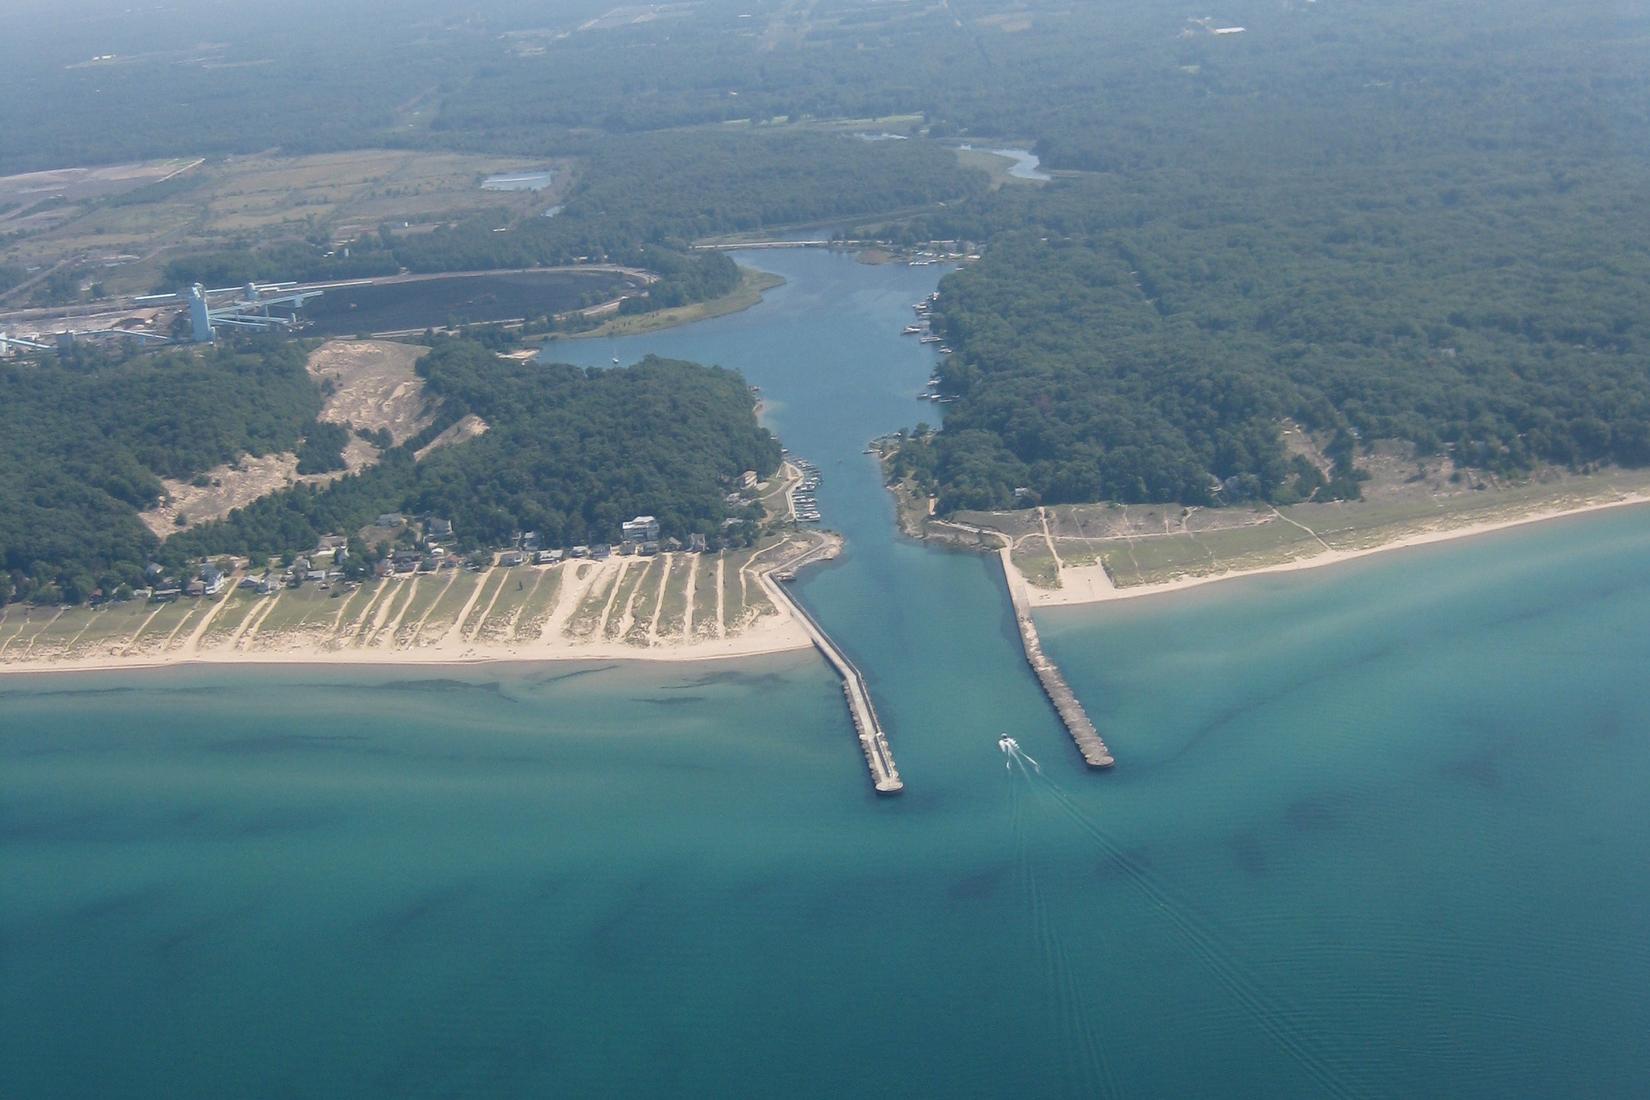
[622,515,660,542]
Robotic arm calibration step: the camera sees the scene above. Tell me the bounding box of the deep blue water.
[3,251,1648,1097]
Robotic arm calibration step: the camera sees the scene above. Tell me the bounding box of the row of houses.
[501,529,709,568]
[127,507,736,606]
[142,561,230,602]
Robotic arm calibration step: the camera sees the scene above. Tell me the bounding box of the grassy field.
[655,555,693,639]
[509,568,562,641]
[457,569,512,640]
[947,466,1650,590]
[2,150,565,296]
[1009,547,1061,589]
[414,570,482,642]
[721,551,750,627]
[691,554,722,639]
[603,559,653,641]
[566,564,619,640]
[195,592,263,647]
[391,575,459,645]
[2,526,827,668]
[622,557,669,645]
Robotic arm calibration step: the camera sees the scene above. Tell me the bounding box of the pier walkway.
[760,572,904,795]
[999,548,1115,768]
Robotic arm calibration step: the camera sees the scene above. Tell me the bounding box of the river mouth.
[6,249,1650,1097]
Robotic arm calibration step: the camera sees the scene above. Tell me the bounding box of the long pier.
[999,548,1115,768]
[761,572,904,795]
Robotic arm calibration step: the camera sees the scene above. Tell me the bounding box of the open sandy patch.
[307,339,434,445]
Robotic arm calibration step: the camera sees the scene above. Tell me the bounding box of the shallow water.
[4,251,1648,1097]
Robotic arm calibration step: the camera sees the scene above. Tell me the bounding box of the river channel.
[3,249,1648,1097]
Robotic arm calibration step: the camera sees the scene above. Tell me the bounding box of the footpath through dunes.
[0,533,836,675]
[947,466,1650,608]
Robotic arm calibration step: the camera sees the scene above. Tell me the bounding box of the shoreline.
[0,620,812,680]
[0,530,838,680]
[543,268,785,343]
[1026,490,1650,607]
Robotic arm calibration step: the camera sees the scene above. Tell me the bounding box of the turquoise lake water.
[4,251,1649,1097]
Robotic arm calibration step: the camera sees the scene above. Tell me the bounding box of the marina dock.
[999,549,1115,768]
[761,572,904,795]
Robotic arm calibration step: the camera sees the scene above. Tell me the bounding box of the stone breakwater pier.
[760,571,904,795]
[999,548,1115,769]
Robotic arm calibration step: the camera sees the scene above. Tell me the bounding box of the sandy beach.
[0,611,810,678]
[0,538,826,678]
[1023,490,1650,607]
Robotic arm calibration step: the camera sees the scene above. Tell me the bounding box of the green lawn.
[691,553,722,637]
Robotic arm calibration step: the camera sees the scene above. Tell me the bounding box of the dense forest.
[1,336,777,605]
[170,342,779,563]
[0,340,324,604]
[8,0,1645,178]
[385,132,983,274]
[893,150,1650,512]
[8,0,1650,535]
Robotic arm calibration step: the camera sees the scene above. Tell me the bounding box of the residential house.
[621,515,660,542]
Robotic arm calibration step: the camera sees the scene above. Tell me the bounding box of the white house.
[622,515,660,542]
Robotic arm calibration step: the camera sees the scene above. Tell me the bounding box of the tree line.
[169,341,780,563]
[3,335,779,605]
[0,338,325,604]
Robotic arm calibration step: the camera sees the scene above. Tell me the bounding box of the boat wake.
[998,733,1041,774]
[1000,742,1374,1100]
